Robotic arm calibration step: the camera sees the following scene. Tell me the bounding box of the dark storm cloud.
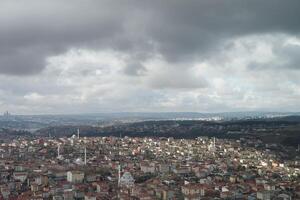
[142,0,300,61]
[0,0,300,75]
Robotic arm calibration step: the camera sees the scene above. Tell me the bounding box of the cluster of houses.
[0,135,299,199]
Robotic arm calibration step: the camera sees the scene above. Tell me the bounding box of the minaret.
[213,137,216,157]
[118,164,121,187]
[117,164,121,198]
[77,128,80,139]
[57,144,60,158]
[84,146,87,165]
[213,137,216,149]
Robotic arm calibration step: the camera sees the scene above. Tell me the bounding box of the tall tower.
[57,144,60,158]
[84,146,87,165]
[77,128,80,139]
[213,137,216,149]
[208,137,216,157]
[118,164,121,187]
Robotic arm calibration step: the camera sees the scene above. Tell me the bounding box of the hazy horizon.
[2,110,300,117]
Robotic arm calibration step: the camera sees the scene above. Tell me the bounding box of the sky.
[0,0,300,114]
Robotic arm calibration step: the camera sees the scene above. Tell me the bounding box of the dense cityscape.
[0,129,299,199]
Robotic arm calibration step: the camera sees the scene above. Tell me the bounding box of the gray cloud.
[1,0,300,75]
[247,36,300,70]
[1,0,300,113]
[123,61,147,76]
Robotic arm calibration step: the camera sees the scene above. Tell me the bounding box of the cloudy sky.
[0,0,300,114]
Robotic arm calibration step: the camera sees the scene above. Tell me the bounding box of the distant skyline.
[1,0,300,114]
